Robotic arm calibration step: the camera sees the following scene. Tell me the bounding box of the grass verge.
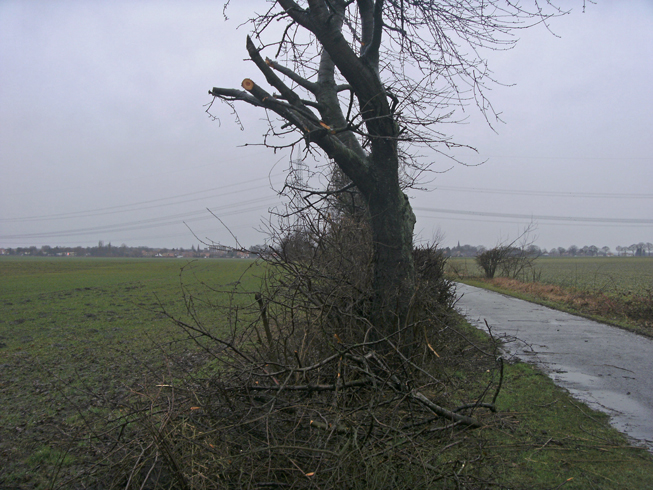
[414,316,653,489]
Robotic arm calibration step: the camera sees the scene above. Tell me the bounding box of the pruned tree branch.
[266,57,318,93]
[246,35,308,110]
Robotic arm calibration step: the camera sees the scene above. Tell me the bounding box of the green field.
[535,257,652,295]
[448,256,653,295]
[0,257,262,488]
[2,257,653,488]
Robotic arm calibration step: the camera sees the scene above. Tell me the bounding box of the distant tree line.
[2,244,180,258]
[1,242,256,258]
[2,241,651,258]
[444,242,653,258]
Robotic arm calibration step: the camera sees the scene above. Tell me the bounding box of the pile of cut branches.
[60,200,504,489]
[69,310,503,489]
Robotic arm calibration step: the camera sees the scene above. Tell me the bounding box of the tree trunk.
[368,189,416,337]
[364,140,416,344]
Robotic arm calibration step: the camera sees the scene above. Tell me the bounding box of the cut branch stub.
[242,78,255,91]
[240,78,274,104]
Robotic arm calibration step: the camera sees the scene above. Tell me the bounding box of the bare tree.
[476,247,506,279]
[209,1,564,336]
[476,224,540,279]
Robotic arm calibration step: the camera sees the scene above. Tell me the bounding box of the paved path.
[455,283,653,450]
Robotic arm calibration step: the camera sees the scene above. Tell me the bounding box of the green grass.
[457,359,653,488]
[0,257,263,489]
[534,257,652,296]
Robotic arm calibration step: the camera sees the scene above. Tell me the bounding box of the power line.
[415,213,650,228]
[1,174,285,223]
[2,149,281,199]
[483,154,651,161]
[0,197,279,241]
[429,185,653,199]
[414,207,653,225]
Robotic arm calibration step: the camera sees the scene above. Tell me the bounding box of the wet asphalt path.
[455,282,653,450]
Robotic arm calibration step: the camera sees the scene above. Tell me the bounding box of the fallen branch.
[243,378,370,392]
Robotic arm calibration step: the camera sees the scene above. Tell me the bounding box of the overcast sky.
[1,0,651,252]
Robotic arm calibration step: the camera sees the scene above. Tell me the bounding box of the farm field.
[448,256,652,291]
[0,257,262,488]
[2,257,653,488]
[529,257,652,295]
[448,256,653,333]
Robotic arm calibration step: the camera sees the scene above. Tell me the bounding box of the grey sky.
[1,0,651,251]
